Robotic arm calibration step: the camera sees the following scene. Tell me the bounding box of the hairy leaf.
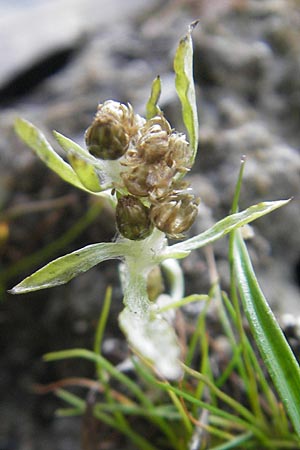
[9,243,122,294]
[67,152,103,192]
[53,130,92,159]
[164,200,290,257]
[146,76,162,120]
[174,21,199,165]
[53,131,112,192]
[14,118,88,191]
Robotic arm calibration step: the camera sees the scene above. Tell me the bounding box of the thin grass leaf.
[157,294,208,314]
[146,76,161,120]
[174,21,199,164]
[14,118,89,192]
[56,408,83,417]
[233,230,300,437]
[163,200,290,257]
[56,388,86,410]
[94,286,112,380]
[44,348,154,407]
[9,243,122,294]
[208,431,253,450]
[167,389,193,434]
[93,407,160,450]
[135,361,267,439]
[93,402,180,419]
[45,347,181,448]
[182,365,261,427]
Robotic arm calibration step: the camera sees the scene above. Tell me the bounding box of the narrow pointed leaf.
[164,200,290,257]
[174,21,199,164]
[146,75,162,120]
[53,131,114,192]
[67,152,102,192]
[9,243,122,294]
[14,118,88,191]
[233,230,300,436]
[53,130,93,159]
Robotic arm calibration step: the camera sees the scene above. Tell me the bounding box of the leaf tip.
[7,284,30,295]
[7,287,17,295]
[189,19,200,32]
[14,117,26,135]
[42,353,51,362]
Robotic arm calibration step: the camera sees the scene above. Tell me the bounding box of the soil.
[0,1,299,449]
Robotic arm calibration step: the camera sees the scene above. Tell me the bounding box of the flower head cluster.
[85,100,199,239]
[85,101,142,159]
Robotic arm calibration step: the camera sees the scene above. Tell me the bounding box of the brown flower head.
[116,195,153,240]
[135,115,172,164]
[167,133,191,173]
[85,101,143,160]
[122,160,176,198]
[150,192,199,239]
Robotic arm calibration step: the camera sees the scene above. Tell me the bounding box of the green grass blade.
[135,362,269,441]
[56,407,83,417]
[174,21,199,164]
[164,200,290,257]
[9,243,122,294]
[146,76,161,119]
[94,403,180,419]
[94,286,113,380]
[233,230,300,436]
[208,431,253,450]
[44,348,153,407]
[56,388,86,410]
[93,408,160,450]
[14,118,89,192]
[157,294,208,314]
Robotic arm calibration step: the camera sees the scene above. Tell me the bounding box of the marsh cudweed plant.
[10,25,300,441]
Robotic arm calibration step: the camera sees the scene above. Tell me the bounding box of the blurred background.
[0,0,299,449]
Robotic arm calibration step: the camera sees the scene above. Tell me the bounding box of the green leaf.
[14,118,88,192]
[9,243,122,294]
[173,21,199,165]
[119,307,182,380]
[146,76,162,120]
[53,131,112,192]
[67,152,103,192]
[53,130,92,159]
[164,200,290,257]
[233,230,300,436]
